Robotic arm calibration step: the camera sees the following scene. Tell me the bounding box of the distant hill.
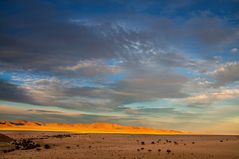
[0,120,187,134]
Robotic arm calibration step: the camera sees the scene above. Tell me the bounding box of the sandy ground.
[0,131,238,159]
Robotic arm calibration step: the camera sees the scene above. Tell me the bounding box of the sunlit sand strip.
[0,122,189,134]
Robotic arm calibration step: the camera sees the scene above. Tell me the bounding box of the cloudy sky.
[0,0,239,134]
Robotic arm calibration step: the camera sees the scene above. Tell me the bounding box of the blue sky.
[0,0,239,134]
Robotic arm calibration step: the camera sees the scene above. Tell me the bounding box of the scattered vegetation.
[11,139,40,150]
[44,144,50,149]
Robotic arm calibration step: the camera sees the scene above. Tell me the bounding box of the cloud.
[0,105,136,124]
[0,1,235,108]
[0,0,238,75]
[124,107,198,120]
[0,66,188,112]
[209,62,239,85]
[27,109,63,114]
[58,59,122,77]
[113,69,188,101]
[0,80,33,104]
[186,15,239,48]
[231,48,238,53]
[186,88,239,105]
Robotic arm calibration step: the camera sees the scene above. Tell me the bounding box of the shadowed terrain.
[0,134,13,143]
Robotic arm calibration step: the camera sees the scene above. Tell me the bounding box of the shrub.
[44,144,50,149]
[36,148,41,151]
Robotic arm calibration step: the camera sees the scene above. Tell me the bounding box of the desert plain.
[0,131,239,159]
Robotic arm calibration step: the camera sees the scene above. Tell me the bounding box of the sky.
[0,0,239,134]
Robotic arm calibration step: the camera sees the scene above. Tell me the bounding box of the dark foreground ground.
[0,131,238,159]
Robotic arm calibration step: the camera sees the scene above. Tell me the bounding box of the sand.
[0,131,238,159]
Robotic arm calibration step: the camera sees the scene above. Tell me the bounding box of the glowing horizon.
[0,120,186,135]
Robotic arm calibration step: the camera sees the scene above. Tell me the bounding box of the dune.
[0,120,185,134]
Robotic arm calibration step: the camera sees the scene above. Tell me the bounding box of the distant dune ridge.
[0,120,186,134]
